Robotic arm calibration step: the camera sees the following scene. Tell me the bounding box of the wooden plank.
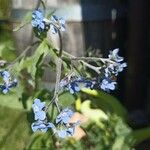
[11,4,127,22]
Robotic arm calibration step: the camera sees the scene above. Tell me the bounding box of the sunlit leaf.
[80,100,108,128]
[81,88,128,120]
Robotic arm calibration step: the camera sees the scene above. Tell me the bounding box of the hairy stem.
[53,58,62,113]
[62,53,115,64]
[47,25,63,113]
[80,61,101,74]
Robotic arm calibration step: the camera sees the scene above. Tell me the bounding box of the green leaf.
[59,92,76,108]
[28,40,50,80]
[13,11,32,31]
[129,127,150,147]
[12,40,53,80]
[80,100,108,127]
[0,30,16,61]
[81,88,128,121]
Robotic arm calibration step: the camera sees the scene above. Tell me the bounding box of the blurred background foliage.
[0,0,150,150]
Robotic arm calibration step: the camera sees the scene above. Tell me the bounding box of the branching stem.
[80,61,101,74]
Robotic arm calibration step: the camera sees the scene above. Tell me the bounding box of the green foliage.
[0,27,16,61]
[80,100,108,128]
[0,106,31,150]
[81,88,128,120]
[128,127,150,147]
[26,103,133,150]
[0,0,10,19]
[59,92,76,108]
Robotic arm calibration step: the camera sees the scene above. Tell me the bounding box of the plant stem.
[62,53,115,64]
[53,58,62,113]
[80,61,101,74]
[47,25,63,113]
[6,41,39,70]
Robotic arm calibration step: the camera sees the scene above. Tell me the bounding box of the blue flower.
[68,81,80,94]
[31,9,45,30]
[57,127,74,138]
[116,62,127,73]
[50,15,65,34]
[1,71,10,83]
[56,108,73,124]
[0,71,18,94]
[105,62,127,77]
[81,79,95,89]
[32,98,46,121]
[56,120,80,138]
[31,121,55,133]
[108,48,123,62]
[100,79,117,91]
[0,79,17,94]
[67,78,95,94]
[59,78,68,88]
[60,76,95,94]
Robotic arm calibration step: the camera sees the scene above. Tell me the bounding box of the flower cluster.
[31,98,54,132]
[99,48,127,91]
[31,9,45,31]
[0,71,17,94]
[59,49,126,93]
[100,79,116,92]
[56,108,80,138]
[49,15,65,34]
[106,48,127,77]
[31,98,79,138]
[59,76,95,94]
[31,9,65,34]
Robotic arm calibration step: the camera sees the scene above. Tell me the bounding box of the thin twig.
[6,41,39,70]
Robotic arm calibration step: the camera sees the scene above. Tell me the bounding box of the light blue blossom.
[56,108,73,124]
[0,71,17,94]
[68,82,80,94]
[100,79,116,91]
[32,98,46,121]
[31,121,55,133]
[56,120,80,138]
[116,62,127,73]
[0,79,17,94]
[31,9,45,30]
[50,15,65,34]
[67,78,95,94]
[60,76,95,94]
[1,71,10,83]
[108,48,123,62]
[57,127,74,138]
[105,62,127,77]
